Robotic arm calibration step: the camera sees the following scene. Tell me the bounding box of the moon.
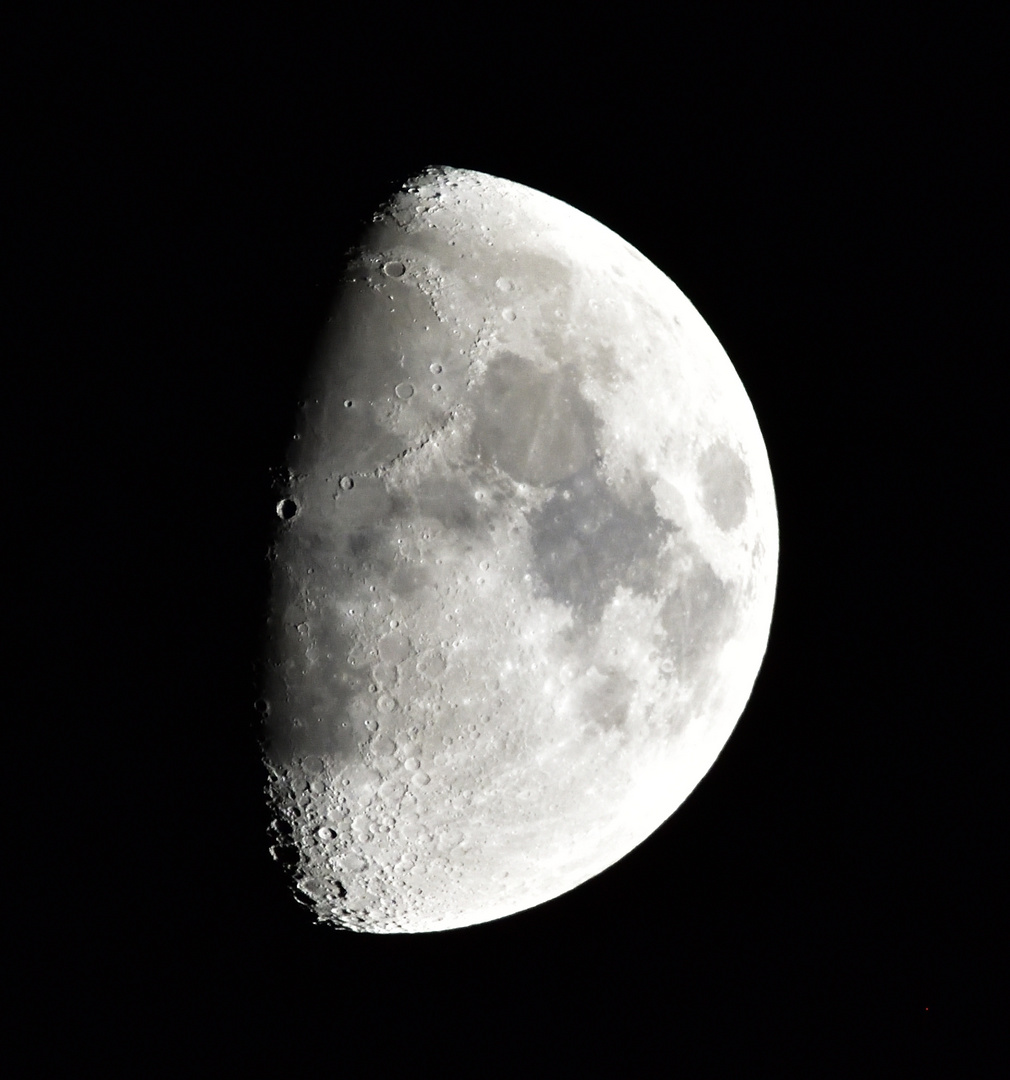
[260,166,778,933]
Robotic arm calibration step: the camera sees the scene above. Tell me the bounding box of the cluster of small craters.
[264,743,487,932]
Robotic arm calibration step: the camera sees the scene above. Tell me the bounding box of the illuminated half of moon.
[260,166,778,932]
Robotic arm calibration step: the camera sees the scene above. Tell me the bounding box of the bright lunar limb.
[260,166,778,933]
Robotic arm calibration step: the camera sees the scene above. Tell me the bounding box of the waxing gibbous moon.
[260,166,777,933]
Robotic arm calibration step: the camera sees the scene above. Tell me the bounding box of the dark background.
[24,8,1001,1073]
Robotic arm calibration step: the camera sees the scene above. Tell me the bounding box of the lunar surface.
[260,166,777,933]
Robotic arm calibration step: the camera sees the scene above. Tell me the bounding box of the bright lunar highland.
[261,166,778,933]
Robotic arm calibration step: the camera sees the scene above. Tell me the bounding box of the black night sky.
[26,8,1002,1073]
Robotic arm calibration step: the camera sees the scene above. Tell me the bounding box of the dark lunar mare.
[527,462,675,623]
[468,352,601,486]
